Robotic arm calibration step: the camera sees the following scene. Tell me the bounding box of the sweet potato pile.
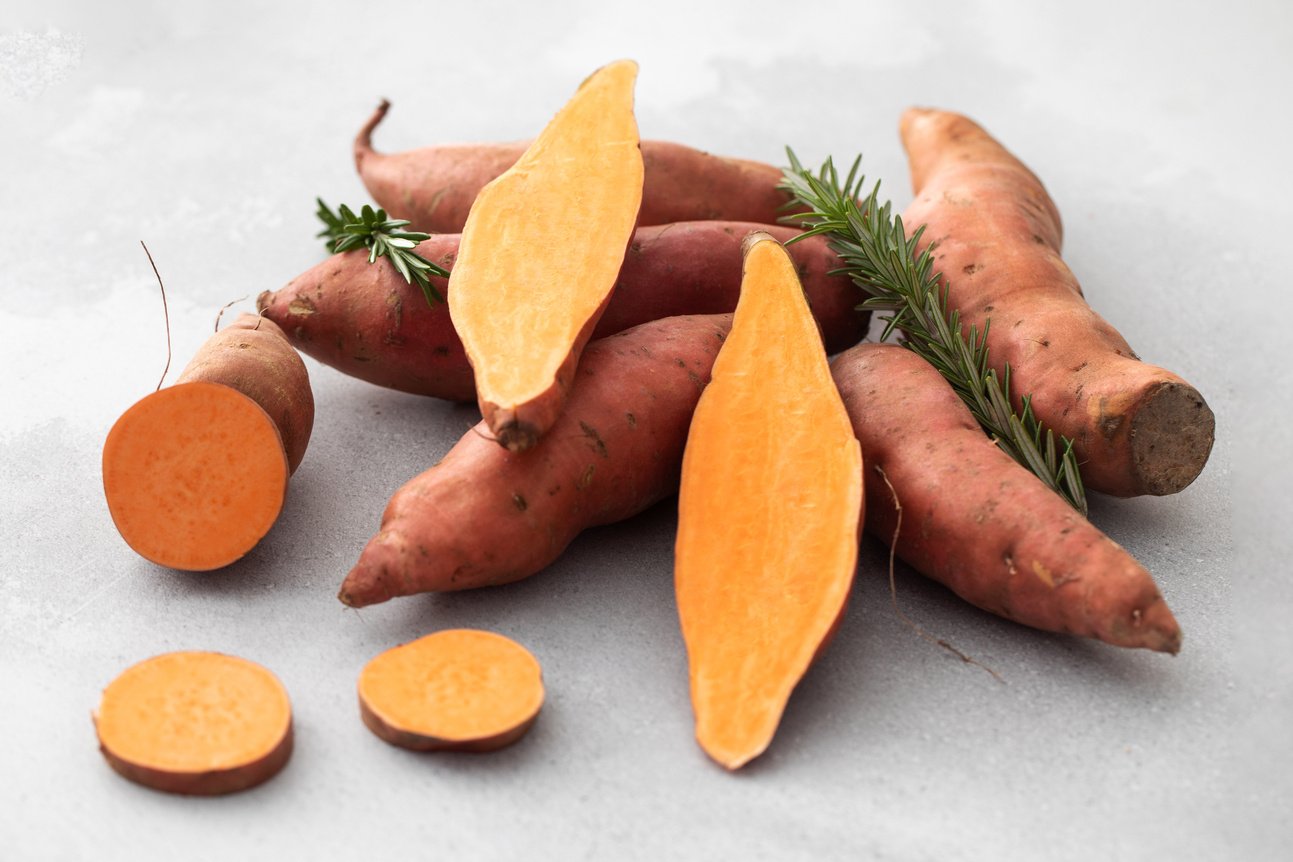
[97,62,1214,787]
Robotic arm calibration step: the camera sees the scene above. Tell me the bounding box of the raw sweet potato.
[355,112,791,235]
[256,222,866,400]
[900,107,1214,497]
[358,629,543,753]
[339,313,731,608]
[94,651,293,795]
[832,342,1181,653]
[102,313,314,570]
[449,59,644,451]
[675,232,862,770]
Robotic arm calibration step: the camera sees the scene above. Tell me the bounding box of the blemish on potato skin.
[512,493,527,512]
[577,464,595,489]
[579,421,609,459]
[626,412,637,428]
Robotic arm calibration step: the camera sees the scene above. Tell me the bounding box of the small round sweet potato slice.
[358,630,544,753]
[94,651,293,795]
[102,380,289,571]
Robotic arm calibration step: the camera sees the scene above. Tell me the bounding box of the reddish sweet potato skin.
[354,101,793,234]
[338,314,732,608]
[900,107,1213,497]
[832,343,1180,653]
[257,223,864,400]
[176,313,314,473]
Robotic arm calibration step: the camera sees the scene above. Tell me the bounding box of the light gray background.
[1,1,1288,859]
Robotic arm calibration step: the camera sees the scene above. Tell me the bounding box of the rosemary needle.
[315,198,449,305]
[779,150,1087,515]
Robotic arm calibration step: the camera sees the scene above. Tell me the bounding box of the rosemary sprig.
[315,199,448,305]
[779,151,1087,515]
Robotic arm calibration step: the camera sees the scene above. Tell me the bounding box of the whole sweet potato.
[258,223,865,400]
[900,107,1214,496]
[832,342,1181,653]
[339,313,731,607]
[355,100,794,233]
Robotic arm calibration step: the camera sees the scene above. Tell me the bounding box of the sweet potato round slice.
[102,380,289,571]
[94,651,293,795]
[358,630,544,752]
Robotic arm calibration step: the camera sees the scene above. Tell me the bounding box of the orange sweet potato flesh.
[900,107,1214,497]
[102,314,314,571]
[358,630,543,752]
[94,651,293,795]
[831,342,1181,653]
[256,222,866,400]
[355,110,792,235]
[675,233,863,770]
[338,313,731,608]
[449,60,645,451]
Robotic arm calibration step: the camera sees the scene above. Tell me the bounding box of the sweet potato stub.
[358,629,544,752]
[675,233,863,770]
[94,651,293,795]
[102,381,289,571]
[448,59,644,450]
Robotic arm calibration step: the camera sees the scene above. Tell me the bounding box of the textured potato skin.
[257,223,864,400]
[354,101,793,233]
[338,314,732,607]
[832,343,1181,653]
[176,313,314,473]
[900,107,1213,496]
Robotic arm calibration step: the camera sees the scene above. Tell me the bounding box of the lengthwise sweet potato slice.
[94,651,293,795]
[358,630,543,752]
[448,60,645,452]
[675,232,863,770]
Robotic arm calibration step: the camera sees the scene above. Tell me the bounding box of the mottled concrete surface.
[0,1,1287,859]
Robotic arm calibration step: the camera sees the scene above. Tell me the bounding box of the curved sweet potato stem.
[358,630,543,752]
[449,59,644,451]
[94,651,293,796]
[675,232,863,770]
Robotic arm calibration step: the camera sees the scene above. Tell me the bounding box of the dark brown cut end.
[493,417,540,453]
[1129,380,1216,496]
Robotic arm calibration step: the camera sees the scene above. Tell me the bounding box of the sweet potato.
[675,232,862,770]
[94,651,293,795]
[449,59,644,451]
[832,342,1181,653]
[358,630,543,753]
[339,313,731,608]
[900,107,1214,496]
[102,313,314,570]
[355,112,791,236]
[256,222,866,400]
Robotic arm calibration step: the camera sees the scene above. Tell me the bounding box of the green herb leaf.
[314,199,448,305]
[779,150,1087,515]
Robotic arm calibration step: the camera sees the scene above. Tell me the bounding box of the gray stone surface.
[0,1,1287,859]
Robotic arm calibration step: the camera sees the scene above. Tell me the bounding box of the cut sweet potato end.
[358,629,544,752]
[102,381,289,571]
[450,59,644,431]
[676,233,863,769]
[94,651,293,795]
